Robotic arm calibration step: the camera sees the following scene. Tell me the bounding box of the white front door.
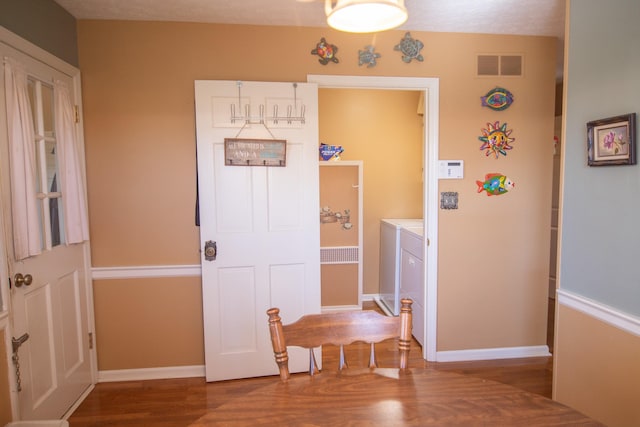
[195,80,321,381]
[0,35,93,419]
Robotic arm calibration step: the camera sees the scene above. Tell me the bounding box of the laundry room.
[318,88,424,311]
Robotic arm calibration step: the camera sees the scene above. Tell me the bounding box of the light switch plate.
[441,192,458,209]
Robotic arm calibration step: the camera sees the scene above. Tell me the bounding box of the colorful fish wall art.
[478,121,515,158]
[311,38,339,65]
[476,173,515,196]
[481,87,514,111]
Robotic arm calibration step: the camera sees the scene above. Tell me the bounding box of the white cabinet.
[400,227,425,346]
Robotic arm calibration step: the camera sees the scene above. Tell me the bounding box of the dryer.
[378,219,422,316]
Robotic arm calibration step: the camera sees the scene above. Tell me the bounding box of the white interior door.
[195,80,321,381]
[0,33,93,420]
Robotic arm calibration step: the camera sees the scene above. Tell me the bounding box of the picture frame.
[587,113,636,166]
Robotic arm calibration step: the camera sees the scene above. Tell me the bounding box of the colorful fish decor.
[478,121,515,158]
[481,87,514,111]
[394,32,424,63]
[476,173,515,196]
[311,37,339,65]
[358,45,381,68]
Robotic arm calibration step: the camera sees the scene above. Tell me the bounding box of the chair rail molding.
[92,264,201,280]
[557,289,640,337]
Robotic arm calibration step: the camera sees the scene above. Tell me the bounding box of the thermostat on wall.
[438,160,464,179]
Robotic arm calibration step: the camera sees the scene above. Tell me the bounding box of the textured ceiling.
[54,0,566,39]
[53,0,566,79]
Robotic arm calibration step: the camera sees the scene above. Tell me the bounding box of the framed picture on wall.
[587,113,636,166]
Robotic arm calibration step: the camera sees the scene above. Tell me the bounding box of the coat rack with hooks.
[229,81,306,125]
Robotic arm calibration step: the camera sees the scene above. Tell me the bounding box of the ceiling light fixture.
[325,0,408,33]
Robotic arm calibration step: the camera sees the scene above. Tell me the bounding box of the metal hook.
[236,81,243,113]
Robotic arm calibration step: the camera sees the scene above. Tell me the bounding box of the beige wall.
[436,38,555,350]
[93,277,204,369]
[321,264,358,306]
[553,304,640,426]
[78,20,556,370]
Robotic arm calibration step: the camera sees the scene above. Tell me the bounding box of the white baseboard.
[373,297,394,316]
[361,293,378,302]
[436,345,551,362]
[98,365,205,383]
[320,294,379,312]
[321,304,361,313]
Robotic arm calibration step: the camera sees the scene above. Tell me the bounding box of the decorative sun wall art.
[478,121,515,158]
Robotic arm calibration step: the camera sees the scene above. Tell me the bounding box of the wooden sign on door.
[224,138,287,166]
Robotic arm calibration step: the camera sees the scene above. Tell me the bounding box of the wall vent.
[320,246,359,264]
[477,54,523,77]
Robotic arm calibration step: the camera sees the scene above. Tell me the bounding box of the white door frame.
[307,75,439,361]
[0,26,98,418]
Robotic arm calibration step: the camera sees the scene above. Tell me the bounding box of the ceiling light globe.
[325,0,408,33]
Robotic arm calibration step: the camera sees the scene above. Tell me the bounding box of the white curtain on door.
[3,57,41,260]
[54,80,89,244]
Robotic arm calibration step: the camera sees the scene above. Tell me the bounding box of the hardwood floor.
[68,303,554,426]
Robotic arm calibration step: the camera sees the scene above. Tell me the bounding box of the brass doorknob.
[14,273,33,287]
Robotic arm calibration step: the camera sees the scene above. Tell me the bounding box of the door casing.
[308,75,439,361]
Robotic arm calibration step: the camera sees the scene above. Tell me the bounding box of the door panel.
[268,145,304,230]
[23,285,56,405]
[218,267,257,353]
[213,145,254,232]
[59,272,84,374]
[195,80,320,381]
[270,264,306,320]
[11,247,90,419]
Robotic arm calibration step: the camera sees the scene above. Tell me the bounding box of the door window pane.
[41,84,54,135]
[27,79,36,129]
[29,78,64,249]
[46,141,64,246]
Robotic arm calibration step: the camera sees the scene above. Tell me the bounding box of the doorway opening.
[308,75,439,361]
[318,89,421,313]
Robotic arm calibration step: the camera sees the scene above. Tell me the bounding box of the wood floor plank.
[69,340,554,426]
[69,302,556,426]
